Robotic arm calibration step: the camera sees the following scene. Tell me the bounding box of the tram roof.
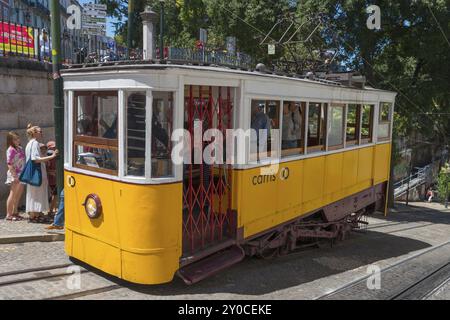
[61,62,395,94]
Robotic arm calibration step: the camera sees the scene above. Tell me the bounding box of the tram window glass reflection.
[328,104,345,150]
[126,92,147,177]
[152,91,174,178]
[361,104,374,143]
[378,102,392,140]
[74,144,118,174]
[307,102,327,153]
[250,100,280,162]
[346,104,360,146]
[76,92,118,140]
[282,101,305,157]
[73,91,119,175]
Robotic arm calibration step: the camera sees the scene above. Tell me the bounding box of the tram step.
[177,245,245,285]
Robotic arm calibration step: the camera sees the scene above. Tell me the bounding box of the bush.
[437,163,450,202]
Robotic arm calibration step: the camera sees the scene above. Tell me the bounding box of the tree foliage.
[99,0,449,145]
[437,163,450,202]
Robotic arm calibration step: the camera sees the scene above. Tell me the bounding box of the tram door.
[182,85,236,256]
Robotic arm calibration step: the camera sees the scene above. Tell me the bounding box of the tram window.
[152,91,174,178]
[126,92,147,177]
[76,92,118,140]
[361,104,374,143]
[73,91,119,175]
[378,102,392,140]
[307,102,327,153]
[250,100,280,162]
[328,104,345,150]
[346,104,360,146]
[281,101,305,157]
[74,143,118,174]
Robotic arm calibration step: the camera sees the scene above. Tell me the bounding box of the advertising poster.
[0,21,35,55]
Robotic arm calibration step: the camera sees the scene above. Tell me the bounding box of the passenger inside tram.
[282,102,303,153]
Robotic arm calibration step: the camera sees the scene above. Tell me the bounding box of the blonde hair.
[6,131,20,149]
[26,123,40,139]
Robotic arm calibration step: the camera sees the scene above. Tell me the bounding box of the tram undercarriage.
[243,182,386,258]
[177,182,387,284]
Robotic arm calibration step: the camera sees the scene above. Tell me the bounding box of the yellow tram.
[61,63,396,285]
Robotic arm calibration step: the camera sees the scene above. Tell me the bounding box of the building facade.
[3,0,83,31]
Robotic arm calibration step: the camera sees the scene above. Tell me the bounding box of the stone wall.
[0,58,55,217]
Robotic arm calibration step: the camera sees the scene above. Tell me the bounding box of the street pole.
[50,0,64,196]
[159,0,164,61]
[127,0,135,59]
[406,153,412,206]
[387,140,396,208]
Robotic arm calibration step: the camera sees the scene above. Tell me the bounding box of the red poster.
[0,21,35,55]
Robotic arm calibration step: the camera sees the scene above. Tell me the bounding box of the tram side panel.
[373,143,391,185]
[235,144,391,239]
[64,171,183,284]
[64,172,122,278]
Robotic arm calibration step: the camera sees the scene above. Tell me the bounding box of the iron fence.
[0,17,117,65]
[166,47,253,69]
[1,19,253,69]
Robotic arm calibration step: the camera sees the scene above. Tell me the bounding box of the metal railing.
[1,17,253,69]
[166,47,253,69]
[0,17,116,64]
[393,165,430,199]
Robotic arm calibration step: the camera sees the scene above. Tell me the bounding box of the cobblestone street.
[0,201,449,300]
[0,213,64,244]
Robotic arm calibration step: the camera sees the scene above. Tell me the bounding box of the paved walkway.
[0,201,449,300]
[0,213,64,244]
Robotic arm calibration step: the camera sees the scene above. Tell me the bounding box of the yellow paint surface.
[235,144,391,238]
[64,171,182,284]
[65,143,391,284]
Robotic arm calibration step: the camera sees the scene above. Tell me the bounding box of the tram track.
[390,262,450,300]
[316,240,450,300]
[45,285,122,300]
[0,263,123,300]
[0,263,74,278]
[0,263,86,287]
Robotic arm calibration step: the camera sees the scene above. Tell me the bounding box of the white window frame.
[246,95,282,167]
[241,97,383,170]
[149,89,179,184]
[64,88,182,185]
[305,101,328,154]
[121,89,152,182]
[64,90,71,166]
[377,102,392,141]
[327,103,346,150]
[280,99,307,160]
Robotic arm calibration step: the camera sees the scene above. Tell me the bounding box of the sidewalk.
[0,213,64,244]
[391,201,450,214]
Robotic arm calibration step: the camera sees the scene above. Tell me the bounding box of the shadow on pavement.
[75,228,432,296]
[378,202,450,225]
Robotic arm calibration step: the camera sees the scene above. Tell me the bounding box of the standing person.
[282,103,297,149]
[45,189,64,230]
[5,132,26,221]
[426,188,434,202]
[291,102,303,142]
[45,141,58,214]
[251,103,271,158]
[24,124,58,223]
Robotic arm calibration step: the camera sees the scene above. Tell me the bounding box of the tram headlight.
[83,194,102,219]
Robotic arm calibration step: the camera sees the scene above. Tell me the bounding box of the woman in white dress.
[25,124,58,223]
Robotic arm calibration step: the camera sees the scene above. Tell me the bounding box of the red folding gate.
[182,85,236,256]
